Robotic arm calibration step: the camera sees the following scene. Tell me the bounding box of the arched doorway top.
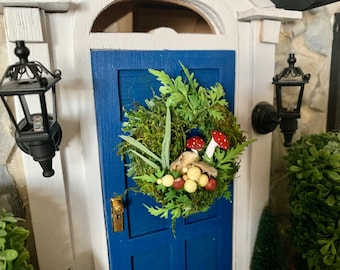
[91,0,225,34]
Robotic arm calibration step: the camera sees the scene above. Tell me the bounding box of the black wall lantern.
[252,53,310,147]
[0,41,62,177]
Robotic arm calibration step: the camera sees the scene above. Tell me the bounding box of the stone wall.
[0,14,27,216]
[0,14,38,268]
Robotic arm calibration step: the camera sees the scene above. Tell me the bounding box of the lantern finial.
[14,40,30,64]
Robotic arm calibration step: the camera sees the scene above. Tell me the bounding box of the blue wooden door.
[91,50,235,270]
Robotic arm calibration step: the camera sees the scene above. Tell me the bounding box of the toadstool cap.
[212,130,229,150]
[186,136,205,151]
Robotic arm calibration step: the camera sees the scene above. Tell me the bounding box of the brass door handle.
[111,197,124,232]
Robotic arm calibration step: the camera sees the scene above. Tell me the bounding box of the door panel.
[91,50,235,270]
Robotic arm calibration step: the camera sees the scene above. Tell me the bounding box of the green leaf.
[0,217,17,224]
[176,194,191,204]
[165,92,184,107]
[179,61,199,91]
[330,242,336,255]
[316,184,328,192]
[323,253,335,266]
[329,155,340,168]
[317,239,329,245]
[320,243,330,255]
[297,172,304,179]
[0,238,5,251]
[326,226,334,233]
[13,250,30,268]
[148,69,174,91]
[129,150,160,171]
[161,106,171,169]
[171,208,182,219]
[325,170,340,181]
[133,174,158,183]
[119,135,162,164]
[0,250,18,261]
[309,146,319,157]
[326,194,336,206]
[207,109,224,120]
[290,165,302,172]
[144,204,169,219]
[155,170,165,179]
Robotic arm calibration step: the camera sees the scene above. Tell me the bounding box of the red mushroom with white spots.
[186,136,205,154]
[205,130,229,158]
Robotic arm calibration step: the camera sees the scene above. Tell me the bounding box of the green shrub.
[0,209,34,270]
[285,132,340,269]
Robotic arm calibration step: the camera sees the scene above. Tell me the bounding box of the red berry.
[204,178,217,191]
[172,178,185,190]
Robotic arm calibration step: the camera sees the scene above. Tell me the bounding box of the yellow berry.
[184,180,197,193]
[198,174,209,187]
[161,174,174,187]
[187,166,201,181]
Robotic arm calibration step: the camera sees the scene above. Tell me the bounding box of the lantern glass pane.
[12,91,55,125]
[13,94,41,121]
[276,86,301,112]
[43,90,56,121]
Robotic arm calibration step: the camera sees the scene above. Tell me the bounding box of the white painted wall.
[0,1,302,269]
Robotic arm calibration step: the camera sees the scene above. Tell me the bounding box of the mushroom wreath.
[118,63,253,229]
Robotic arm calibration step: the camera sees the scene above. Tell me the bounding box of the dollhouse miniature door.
[92,50,235,270]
